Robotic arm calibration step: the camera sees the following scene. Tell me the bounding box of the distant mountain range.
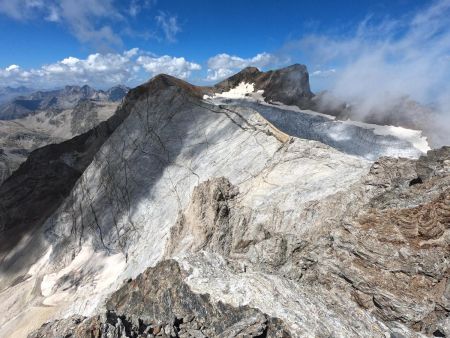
[0,86,34,104]
[0,84,129,120]
[0,85,129,183]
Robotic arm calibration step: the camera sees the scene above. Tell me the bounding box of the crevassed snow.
[203,82,430,158]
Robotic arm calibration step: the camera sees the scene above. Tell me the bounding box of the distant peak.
[127,73,205,102]
[214,63,314,108]
[240,66,261,74]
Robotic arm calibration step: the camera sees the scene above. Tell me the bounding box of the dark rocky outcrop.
[29,260,291,338]
[215,64,314,108]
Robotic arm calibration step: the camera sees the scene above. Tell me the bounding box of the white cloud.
[56,0,123,48]
[206,52,276,81]
[0,0,123,48]
[0,0,178,47]
[0,49,202,88]
[5,65,20,72]
[155,11,181,42]
[0,0,43,20]
[137,55,201,79]
[297,0,450,114]
[129,0,155,17]
[287,0,450,146]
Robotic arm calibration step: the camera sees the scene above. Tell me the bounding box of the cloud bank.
[296,0,450,120]
[283,0,450,146]
[0,49,281,88]
[0,49,201,88]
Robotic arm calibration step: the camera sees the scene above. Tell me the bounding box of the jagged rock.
[29,260,291,338]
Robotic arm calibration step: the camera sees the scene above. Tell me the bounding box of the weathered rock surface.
[164,148,449,337]
[0,67,448,338]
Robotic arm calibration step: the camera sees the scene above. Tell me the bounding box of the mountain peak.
[215,64,314,108]
[134,73,205,100]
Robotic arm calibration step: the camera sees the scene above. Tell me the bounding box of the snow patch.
[40,243,126,313]
[203,82,262,100]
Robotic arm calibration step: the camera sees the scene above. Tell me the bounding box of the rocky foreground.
[0,66,448,337]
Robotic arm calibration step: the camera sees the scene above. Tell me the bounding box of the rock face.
[0,67,448,338]
[215,64,314,108]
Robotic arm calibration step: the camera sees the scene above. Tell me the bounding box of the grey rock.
[29,260,291,338]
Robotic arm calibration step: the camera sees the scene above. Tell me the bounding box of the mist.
[292,0,450,147]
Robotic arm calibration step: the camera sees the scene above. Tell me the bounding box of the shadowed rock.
[29,260,291,338]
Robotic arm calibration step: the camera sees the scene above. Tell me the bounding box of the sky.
[0,0,449,110]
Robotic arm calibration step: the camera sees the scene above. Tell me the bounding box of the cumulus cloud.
[0,49,201,88]
[155,11,181,42]
[137,55,200,79]
[206,52,276,81]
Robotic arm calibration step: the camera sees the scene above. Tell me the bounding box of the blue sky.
[0,0,449,105]
[0,0,425,68]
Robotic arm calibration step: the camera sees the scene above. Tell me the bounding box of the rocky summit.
[0,65,448,338]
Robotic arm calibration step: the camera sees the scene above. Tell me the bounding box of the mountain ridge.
[0,65,448,338]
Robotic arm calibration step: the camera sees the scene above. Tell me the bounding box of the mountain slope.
[0,66,448,337]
